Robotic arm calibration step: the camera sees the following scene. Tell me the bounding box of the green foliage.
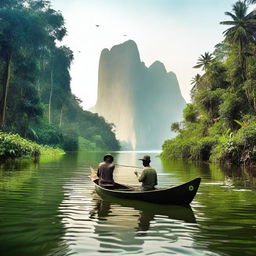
[78,137,97,151]
[162,0,256,165]
[161,135,216,161]
[0,132,63,159]
[0,0,120,153]
[183,104,198,123]
[219,92,242,128]
[193,52,213,70]
[62,134,78,151]
[161,120,216,161]
[234,125,256,147]
[34,124,63,147]
[171,122,181,133]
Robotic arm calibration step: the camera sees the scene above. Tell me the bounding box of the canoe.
[91,167,201,205]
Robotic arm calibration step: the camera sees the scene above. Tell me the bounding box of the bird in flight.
[96,24,100,27]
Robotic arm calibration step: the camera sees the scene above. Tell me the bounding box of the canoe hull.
[93,177,201,205]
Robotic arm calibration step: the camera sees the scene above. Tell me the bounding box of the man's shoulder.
[143,167,156,172]
[99,162,115,168]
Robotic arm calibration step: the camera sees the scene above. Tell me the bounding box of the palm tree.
[191,74,201,87]
[220,1,256,80]
[193,52,213,71]
[190,74,202,97]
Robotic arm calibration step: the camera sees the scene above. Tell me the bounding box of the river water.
[0,151,256,256]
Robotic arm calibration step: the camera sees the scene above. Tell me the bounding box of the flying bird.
[96,24,100,27]
[123,34,127,37]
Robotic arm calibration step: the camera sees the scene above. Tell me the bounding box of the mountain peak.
[149,61,167,73]
[111,40,138,50]
[109,40,141,61]
[94,40,185,150]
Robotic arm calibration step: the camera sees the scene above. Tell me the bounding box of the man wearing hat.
[135,155,157,191]
[97,154,115,186]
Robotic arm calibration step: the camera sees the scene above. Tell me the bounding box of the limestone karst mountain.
[93,40,186,150]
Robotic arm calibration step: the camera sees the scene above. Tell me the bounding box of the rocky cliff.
[93,40,186,150]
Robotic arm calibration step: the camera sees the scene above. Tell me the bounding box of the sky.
[51,0,236,109]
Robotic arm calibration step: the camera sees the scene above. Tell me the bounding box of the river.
[0,151,255,256]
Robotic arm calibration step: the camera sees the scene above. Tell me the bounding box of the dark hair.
[103,154,114,163]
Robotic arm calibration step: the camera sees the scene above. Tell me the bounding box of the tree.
[193,52,213,71]
[190,74,201,96]
[47,46,73,126]
[220,1,256,81]
[0,8,46,127]
[171,122,181,133]
[213,42,229,61]
[0,0,120,151]
[0,0,22,8]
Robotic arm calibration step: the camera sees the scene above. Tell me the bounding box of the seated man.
[97,154,115,186]
[135,155,157,191]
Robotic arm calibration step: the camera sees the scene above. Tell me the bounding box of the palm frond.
[193,64,203,69]
[224,11,239,21]
[220,21,237,25]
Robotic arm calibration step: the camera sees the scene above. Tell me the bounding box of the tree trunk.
[59,105,63,128]
[37,56,44,101]
[48,68,53,125]
[239,40,246,82]
[0,52,12,128]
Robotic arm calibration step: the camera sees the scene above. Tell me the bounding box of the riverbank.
[0,132,64,160]
[161,116,256,166]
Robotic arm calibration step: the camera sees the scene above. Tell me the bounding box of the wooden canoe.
[91,167,201,205]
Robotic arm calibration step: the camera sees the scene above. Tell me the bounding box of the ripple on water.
[1,152,256,256]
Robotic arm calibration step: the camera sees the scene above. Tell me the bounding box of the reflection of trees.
[161,157,256,188]
[191,192,256,256]
[187,164,256,256]
[0,155,78,256]
[0,159,39,191]
[161,159,213,182]
[222,165,256,187]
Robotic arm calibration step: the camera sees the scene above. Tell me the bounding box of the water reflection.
[0,155,72,256]
[90,197,196,227]
[1,152,256,256]
[0,159,39,191]
[89,195,196,254]
[222,165,256,188]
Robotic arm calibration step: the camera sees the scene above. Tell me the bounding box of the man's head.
[103,154,114,163]
[139,155,151,167]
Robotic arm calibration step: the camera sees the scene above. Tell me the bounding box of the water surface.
[0,152,256,256]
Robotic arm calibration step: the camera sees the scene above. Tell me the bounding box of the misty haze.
[93,40,186,150]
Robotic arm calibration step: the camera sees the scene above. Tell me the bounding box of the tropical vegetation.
[0,0,120,154]
[0,132,64,159]
[161,0,256,165]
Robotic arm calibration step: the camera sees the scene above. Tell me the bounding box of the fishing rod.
[116,164,143,169]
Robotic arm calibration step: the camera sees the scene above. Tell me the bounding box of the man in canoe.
[97,154,115,186]
[135,155,157,191]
